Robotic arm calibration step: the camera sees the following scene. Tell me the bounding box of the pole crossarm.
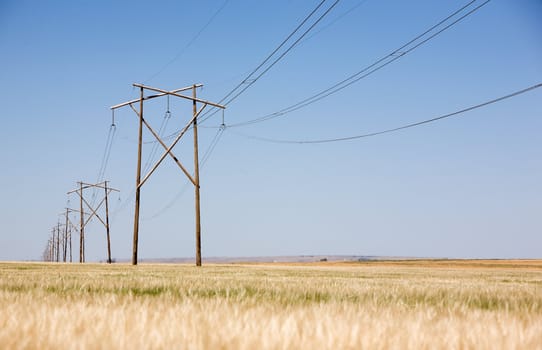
[132,83,226,110]
[110,85,203,110]
[60,207,87,215]
[68,181,120,193]
[81,181,119,192]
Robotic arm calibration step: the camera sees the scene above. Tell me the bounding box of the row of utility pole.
[42,222,69,262]
[44,82,222,266]
[43,181,118,263]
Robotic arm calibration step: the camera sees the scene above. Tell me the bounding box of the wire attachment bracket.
[111,109,116,128]
[220,109,226,129]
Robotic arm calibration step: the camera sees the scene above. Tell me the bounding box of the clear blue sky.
[0,0,540,261]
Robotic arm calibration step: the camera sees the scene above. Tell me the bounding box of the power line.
[211,0,327,104]
[197,0,342,125]
[92,113,117,206]
[110,187,135,222]
[96,125,115,183]
[219,0,342,107]
[96,110,117,183]
[227,82,542,144]
[295,0,369,49]
[201,127,225,165]
[142,0,230,84]
[227,0,488,128]
[156,0,339,141]
[142,101,173,174]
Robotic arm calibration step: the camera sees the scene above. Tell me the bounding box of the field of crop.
[1,260,541,349]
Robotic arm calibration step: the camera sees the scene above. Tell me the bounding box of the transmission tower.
[111,83,225,266]
[67,181,119,263]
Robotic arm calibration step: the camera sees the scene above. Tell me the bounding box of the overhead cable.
[228,82,542,144]
[198,0,341,124]
[91,118,117,206]
[143,0,230,84]
[227,0,489,128]
[296,0,369,48]
[142,104,173,174]
[214,0,327,105]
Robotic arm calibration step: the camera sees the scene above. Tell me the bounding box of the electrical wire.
[142,107,172,174]
[218,0,342,108]
[90,121,117,207]
[227,82,542,144]
[107,0,492,220]
[110,187,135,222]
[226,0,488,128]
[143,0,230,84]
[211,0,327,105]
[201,126,225,165]
[155,0,338,142]
[295,0,369,49]
[96,124,116,183]
[197,0,341,125]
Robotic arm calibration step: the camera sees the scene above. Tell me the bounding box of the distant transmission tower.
[68,181,119,263]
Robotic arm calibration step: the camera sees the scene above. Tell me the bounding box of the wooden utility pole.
[79,182,84,262]
[56,227,59,262]
[111,83,225,266]
[51,228,56,262]
[132,87,144,265]
[104,181,112,264]
[48,237,53,262]
[61,207,79,263]
[56,222,60,262]
[193,85,202,266]
[69,225,72,262]
[68,181,119,263]
[64,208,69,262]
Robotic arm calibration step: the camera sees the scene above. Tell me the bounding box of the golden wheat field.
[0,260,541,349]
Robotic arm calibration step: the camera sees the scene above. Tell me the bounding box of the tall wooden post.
[49,237,53,262]
[193,85,202,266]
[79,181,84,263]
[64,208,69,262]
[69,224,72,263]
[132,87,144,265]
[52,228,56,262]
[105,181,112,264]
[56,222,60,262]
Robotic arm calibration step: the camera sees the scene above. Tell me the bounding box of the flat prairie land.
[0,260,541,349]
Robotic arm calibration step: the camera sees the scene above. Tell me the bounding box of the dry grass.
[0,260,541,349]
